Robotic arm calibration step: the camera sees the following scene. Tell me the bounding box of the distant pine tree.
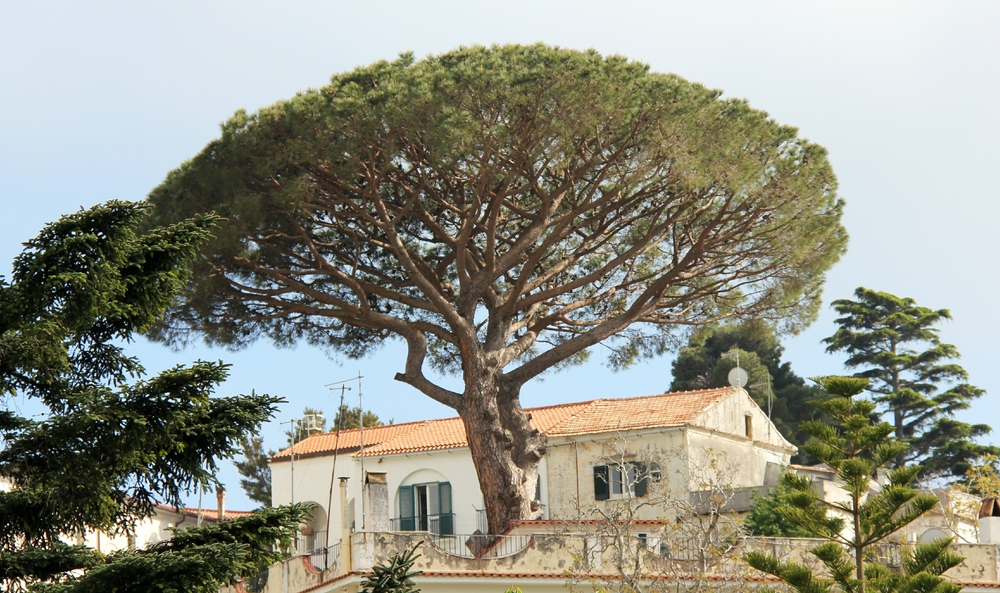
[235,436,272,507]
[670,321,828,461]
[331,404,386,431]
[825,287,997,481]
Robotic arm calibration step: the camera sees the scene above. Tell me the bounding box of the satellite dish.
[919,529,948,544]
[728,367,748,389]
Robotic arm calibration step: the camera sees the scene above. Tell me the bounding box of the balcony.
[390,513,454,535]
[295,530,328,555]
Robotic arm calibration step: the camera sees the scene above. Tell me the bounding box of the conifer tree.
[824,288,996,480]
[235,436,273,507]
[745,376,963,593]
[146,44,848,533]
[331,404,385,431]
[0,202,307,591]
[670,321,828,457]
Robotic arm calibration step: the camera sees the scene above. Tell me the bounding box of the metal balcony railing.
[307,541,341,572]
[426,532,534,559]
[390,513,455,535]
[295,530,328,556]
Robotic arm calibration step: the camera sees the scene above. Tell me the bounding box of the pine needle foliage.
[145,43,848,533]
[0,201,307,591]
[824,287,996,481]
[744,376,963,593]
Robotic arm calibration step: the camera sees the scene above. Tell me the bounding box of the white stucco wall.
[271,447,489,539]
[270,388,797,539]
[544,428,688,520]
[76,507,198,554]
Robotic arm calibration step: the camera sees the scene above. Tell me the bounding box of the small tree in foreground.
[361,543,423,593]
[744,376,963,593]
[572,438,748,593]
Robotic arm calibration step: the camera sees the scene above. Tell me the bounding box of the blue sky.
[2,1,998,511]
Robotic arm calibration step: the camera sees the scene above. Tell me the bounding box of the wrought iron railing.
[426,533,534,559]
[866,542,902,567]
[476,508,488,534]
[244,569,268,593]
[295,530,328,555]
[390,513,455,535]
[307,541,341,572]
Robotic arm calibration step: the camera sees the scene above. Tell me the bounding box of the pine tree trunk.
[458,376,546,534]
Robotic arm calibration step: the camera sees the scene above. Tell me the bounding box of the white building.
[262,386,1000,593]
[269,386,796,548]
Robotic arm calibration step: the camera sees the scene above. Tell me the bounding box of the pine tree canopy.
[824,287,996,481]
[144,43,848,533]
[0,201,308,591]
[332,404,385,431]
[669,321,828,458]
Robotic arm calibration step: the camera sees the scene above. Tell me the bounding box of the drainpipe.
[339,477,351,573]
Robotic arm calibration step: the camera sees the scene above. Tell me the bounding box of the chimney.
[980,497,1000,544]
[216,487,226,521]
[365,472,389,532]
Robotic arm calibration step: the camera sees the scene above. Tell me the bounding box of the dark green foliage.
[0,202,302,591]
[144,43,847,533]
[825,287,996,481]
[361,543,423,593]
[235,436,273,507]
[332,404,385,431]
[669,321,829,458]
[744,375,962,593]
[743,477,815,537]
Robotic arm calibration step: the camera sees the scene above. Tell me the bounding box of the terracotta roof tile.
[153,502,254,521]
[273,421,424,459]
[544,387,732,437]
[272,387,733,461]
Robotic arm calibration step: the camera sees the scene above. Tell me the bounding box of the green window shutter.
[594,465,610,501]
[437,482,453,535]
[535,476,542,501]
[399,485,414,531]
[438,482,452,514]
[633,462,648,498]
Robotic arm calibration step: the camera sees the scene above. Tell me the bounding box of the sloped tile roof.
[272,422,422,459]
[153,502,254,521]
[272,387,732,461]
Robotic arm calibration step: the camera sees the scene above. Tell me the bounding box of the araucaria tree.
[825,287,995,481]
[745,376,963,593]
[0,202,307,591]
[147,45,847,533]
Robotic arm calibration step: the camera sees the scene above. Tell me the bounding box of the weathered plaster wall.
[544,429,688,520]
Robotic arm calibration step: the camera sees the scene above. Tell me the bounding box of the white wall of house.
[75,507,196,554]
[271,388,797,538]
[545,428,688,520]
[272,446,493,540]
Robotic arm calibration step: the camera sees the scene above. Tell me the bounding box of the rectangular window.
[595,461,652,499]
[397,482,452,535]
[745,414,754,440]
[593,465,610,500]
